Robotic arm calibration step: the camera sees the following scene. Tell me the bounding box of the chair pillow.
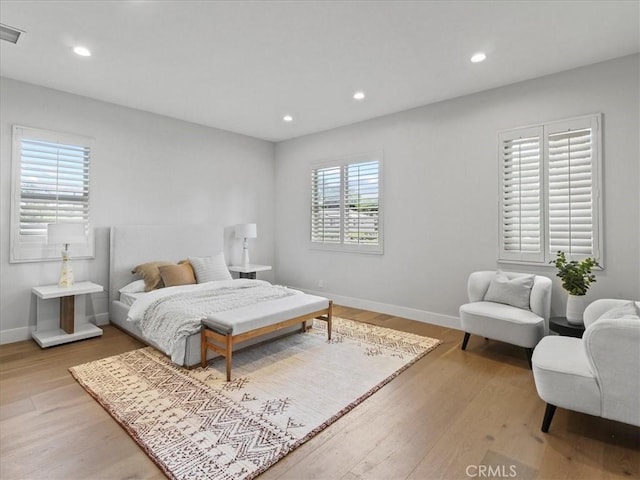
[189,253,232,283]
[483,270,535,310]
[158,262,196,287]
[598,301,640,321]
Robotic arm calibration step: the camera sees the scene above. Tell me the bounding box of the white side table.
[31,281,104,348]
[228,264,272,279]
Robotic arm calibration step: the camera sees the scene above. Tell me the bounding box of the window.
[10,126,94,262]
[498,114,601,265]
[311,152,382,253]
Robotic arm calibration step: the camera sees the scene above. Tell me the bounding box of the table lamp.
[235,223,257,268]
[47,223,87,287]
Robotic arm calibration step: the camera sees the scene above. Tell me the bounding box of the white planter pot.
[566,294,587,325]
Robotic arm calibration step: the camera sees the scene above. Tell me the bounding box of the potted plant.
[552,251,599,325]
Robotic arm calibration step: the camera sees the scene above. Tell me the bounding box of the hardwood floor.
[1,306,638,480]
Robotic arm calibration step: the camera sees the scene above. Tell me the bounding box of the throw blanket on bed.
[127,280,297,363]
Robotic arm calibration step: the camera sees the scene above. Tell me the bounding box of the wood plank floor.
[1,306,638,480]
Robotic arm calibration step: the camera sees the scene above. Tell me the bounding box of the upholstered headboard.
[109,224,222,305]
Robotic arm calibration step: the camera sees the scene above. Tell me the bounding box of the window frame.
[10,125,95,263]
[497,113,602,266]
[309,151,383,254]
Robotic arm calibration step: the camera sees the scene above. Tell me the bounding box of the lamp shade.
[235,223,257,239]
[47,223,87,245]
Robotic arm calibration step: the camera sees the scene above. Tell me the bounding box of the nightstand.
[228,264,272,279]
[31,281,104,348]
[549,316,585,338]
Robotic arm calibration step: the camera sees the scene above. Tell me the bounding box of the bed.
[109,224,332,371]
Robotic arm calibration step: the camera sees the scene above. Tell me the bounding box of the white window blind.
[546,120,596,257]
[498,114,601,265]
[499,127,543,263]
[19,138,90,236]
[10,126,94,262]
[311,153,383,253]
[311,166,341,244]
[344,161,380,246]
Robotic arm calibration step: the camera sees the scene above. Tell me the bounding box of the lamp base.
[241,247,250,269]
[58,252,75,288]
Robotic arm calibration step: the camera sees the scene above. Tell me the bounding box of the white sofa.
[532,298,640,432]
[460,271,552,368]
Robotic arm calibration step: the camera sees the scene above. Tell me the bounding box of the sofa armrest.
[583,299,633,328]
[583,317,640,426]
[467,271,495,302]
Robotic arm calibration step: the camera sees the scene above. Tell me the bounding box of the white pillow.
[118,279,146,294]
[599,301,640,321]
[483,270,535,310]
[189,253,232,283]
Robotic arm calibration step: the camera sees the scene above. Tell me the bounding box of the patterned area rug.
[70,317,441,480]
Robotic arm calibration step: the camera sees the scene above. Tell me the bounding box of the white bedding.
[127,279,298,363]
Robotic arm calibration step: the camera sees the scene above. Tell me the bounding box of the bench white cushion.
[202,293,329,335]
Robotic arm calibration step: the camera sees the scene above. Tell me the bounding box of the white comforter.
[128,279,297,363]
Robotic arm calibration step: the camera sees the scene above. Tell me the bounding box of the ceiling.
[1,1,638,142]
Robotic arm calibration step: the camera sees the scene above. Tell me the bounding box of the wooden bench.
[201,298,332,381]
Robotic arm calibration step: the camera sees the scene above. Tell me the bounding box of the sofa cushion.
[460,301,544,348]
[532,336,601,417]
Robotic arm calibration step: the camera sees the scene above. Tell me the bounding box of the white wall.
[0,78,276,343]
[274,55,640,327]
[2,55,638,343]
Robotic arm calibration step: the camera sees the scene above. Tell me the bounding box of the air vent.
[1,24,24,44]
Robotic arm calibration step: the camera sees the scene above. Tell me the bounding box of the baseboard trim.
[92,313,110,326]
[1,313,110,345]
[0,326,32,345]
[299,288,461,330]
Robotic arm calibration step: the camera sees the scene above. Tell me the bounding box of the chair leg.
[461,332,471,350]
[524,348,533,369]
[541,403,557,432]
[525,348,533,370]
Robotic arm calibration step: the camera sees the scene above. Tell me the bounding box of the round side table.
[549,316,585,338]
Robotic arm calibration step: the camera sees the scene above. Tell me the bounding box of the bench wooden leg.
[200,329,207,368]
[327,301,333,340]
[225,334,232,382]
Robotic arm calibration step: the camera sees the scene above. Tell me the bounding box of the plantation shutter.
[19,138,90,237]
[311,165,341,243]
[343,161,379,245]
[310,152,383,253]
[10,125,94,262]
[546,116,600,260]
[499,127,544,262]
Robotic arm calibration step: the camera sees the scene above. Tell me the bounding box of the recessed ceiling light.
[73,46,91,57]
[353,91,366,101]
[470,52,486,63]
[283,115,293,122]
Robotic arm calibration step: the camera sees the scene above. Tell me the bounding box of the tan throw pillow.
[159,262,196,287]
[132,261,173,291]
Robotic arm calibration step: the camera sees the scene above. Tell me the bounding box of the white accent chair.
[532,299,640,432]
[459,271,552,368]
